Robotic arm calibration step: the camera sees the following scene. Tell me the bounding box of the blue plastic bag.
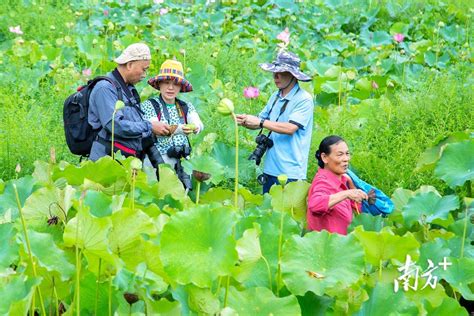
[346,169,394,216]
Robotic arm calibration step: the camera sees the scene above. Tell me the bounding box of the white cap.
[114,43,151,64]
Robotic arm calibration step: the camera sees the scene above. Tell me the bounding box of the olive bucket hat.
[259,50,311,82]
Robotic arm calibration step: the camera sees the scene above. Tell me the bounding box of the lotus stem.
[108,275,113,316]
[214,276,222,297]
[223,276,230,307]
[338,72,342,107]
[196,181,201,205]
[95,258,102,316]
[111,111,116,159]
[461,201,469,258]
[231,113,239,209]
[13,184,46,316]
[53,281,59,316]
[276,210,285,295]
[379,259,383,280]
[261,255,273,292]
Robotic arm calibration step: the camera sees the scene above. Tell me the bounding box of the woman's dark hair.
[315,135,345,168]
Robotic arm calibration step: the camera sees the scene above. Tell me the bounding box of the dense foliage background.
[0,0,472,315]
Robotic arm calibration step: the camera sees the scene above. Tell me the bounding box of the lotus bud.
[115,100,125,111]
[130,158,142,170]
[278,174,288,186]
[217,98,234,116]
[15,163,21,174]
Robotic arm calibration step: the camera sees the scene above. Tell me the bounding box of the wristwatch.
[259,118,265,128]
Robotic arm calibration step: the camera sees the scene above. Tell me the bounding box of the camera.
[167,145,191,159]
[167,145,193,191]
[248,134,274,165]
[142,135,165,180]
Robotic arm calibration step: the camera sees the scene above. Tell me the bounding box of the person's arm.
[308,182,368,215]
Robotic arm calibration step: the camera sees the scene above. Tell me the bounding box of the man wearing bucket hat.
[140,59,204,189]
[236,50,314,193]
[88,43,167,161]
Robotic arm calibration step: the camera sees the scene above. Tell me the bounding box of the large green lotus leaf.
[199,187,244,207]
[84,190,112,217]
[53,157,128,186]
[32,160,52,184]
[348,213,386,233]
[424,297,469,316]
[405,283,448,313]
[182,154,225,185]
[227,286,300,316]
[109,207,156,269]
[435,140,474,188]
[402,192,459,227]
[146,298,181,316]
[327,281,369,315]
[281,230,365,296]
[391,188,414,211]
[297,292,334,316]
[354,282,418,315]
[160,206,238,287]
[22,185,75,224]
[0,276,41,316]
[79,271,111,316]
[416,132,471,171]
[142,240,174,287]
[434,257,474,300]
[0,223,19,272]
[63,205,114,262]
[353,226,420,266]
[21,230,75,281]
[136,165,187,202]
[0,176,37,220]
[270,180,311,222]
[418,238,452,271]
[236,224,262,262]
[233,210,300,289]
[186,285,220,315]
[212,142,256,183]
[238,187,264,208]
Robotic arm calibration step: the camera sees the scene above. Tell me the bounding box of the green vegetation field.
[0,0,473,315]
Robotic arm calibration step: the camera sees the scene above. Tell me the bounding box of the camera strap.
[258,98,291,138]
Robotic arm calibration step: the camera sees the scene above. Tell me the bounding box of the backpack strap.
[87,76,124,103]
[149,98,162,121]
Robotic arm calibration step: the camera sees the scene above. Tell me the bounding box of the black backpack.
[63,76,122,156]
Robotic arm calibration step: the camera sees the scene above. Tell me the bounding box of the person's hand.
[151,121,171,136]
[345,189,368,203]
[238,114,260,129]
[235,114,247,125]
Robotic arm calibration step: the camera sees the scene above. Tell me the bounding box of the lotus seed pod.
[217,98,234,115]
[278,174,288,186]
[115,100,125,111]
[130,158,142,170]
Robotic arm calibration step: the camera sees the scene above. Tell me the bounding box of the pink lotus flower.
[103,9,109,16]
[9,26,23,35]
[82,68,92,77]
[276,28,290,44]
[244,86,260,99]
[371,81,379,89]
[159,8,169,15]
[393,33,405,43]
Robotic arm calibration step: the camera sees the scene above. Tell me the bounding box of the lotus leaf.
[354,282,418,315]
[187,285,220,315]
[434,257,474,300]
[0,223,19,272]
[402,191,459,227]
[84,190,112,217]
[281,230,365,296]
[353,226,420,266]
[21,230,75,281]
[160,206,238,287]
[0,176,36,220]
[21,185,75,225]
[424,297,469,316]
[109,207,156,269]
[0,276,41,316]
[297,292,334,316]
[434,140,474,188]
[146,298,181,316]
[269,180,310,222]
[63,205,114,263]
[405,283,449,314]
[227,286,301,316]
[348,213,386,233]
[181,155,225,185]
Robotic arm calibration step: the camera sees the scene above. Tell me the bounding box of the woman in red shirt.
[307,135,368,235]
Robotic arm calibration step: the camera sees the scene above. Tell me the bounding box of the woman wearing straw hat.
[141,59,204,172]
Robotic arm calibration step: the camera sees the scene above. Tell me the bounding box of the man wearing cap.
[88,43,168,161]
[236,50,314,193]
